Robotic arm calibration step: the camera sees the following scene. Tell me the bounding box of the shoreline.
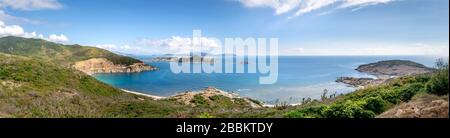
[121,89,166,100]
[121,88,306,107]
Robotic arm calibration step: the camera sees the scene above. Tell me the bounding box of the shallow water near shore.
[94,56,437,104]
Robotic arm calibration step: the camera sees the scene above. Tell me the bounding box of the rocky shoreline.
[336,77,384,88]
[72,58,157,75]
[122,87,263,108]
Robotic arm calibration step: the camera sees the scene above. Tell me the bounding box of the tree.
[426,59,449,95]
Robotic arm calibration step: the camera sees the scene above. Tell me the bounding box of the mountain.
[0,37,262,117]
[0,52,262,117]
[0,36,155,74]
[0,53,162,117]
[0,36,140,65]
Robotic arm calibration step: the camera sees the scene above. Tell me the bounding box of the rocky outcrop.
[151,56,215,64]
[168,87,263,108]
[337,60,435,87]
[356,60,435,79]
[72,58,157,75]
[336,77,384,88]
[377,94,449,118]
[150,57,179,62]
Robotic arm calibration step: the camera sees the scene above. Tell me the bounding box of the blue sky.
[0,0,448,56]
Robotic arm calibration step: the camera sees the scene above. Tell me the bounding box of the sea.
[94,56,438,104]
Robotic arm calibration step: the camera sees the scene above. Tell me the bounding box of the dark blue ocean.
[94,56,438,104]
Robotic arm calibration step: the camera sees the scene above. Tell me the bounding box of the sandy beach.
[121,89,166,100]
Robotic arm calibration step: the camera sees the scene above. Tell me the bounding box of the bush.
[426,67,449,95]
[191,95,208,106]
[197,112,215,118]
[363,96,389,114]
[381,89,402,104]
[399,83,424,101]
[285,105,327,118]
[322,100,375,118]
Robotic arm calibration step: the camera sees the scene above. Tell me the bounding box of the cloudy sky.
[0,0,448,56]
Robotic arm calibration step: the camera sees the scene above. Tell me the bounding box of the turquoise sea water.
[94,56,438,104]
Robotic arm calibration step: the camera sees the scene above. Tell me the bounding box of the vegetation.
[0,53,271,118]
[285,59,449,118]
[358,60,432,69]
[0,36,141,66]
[0,53,151,117]
[0,36,448,118]
[426,59,449,96]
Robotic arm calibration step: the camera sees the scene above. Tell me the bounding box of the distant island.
[337,60,435,88]
[356,60,435,79]
[151,55,214,64]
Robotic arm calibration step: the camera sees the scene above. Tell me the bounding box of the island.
[337,60,435,88]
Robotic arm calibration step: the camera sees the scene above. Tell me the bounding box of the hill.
[0,36,156,74]
[0,53,262,117]
[0,36,140,66]
[356,60,435,78]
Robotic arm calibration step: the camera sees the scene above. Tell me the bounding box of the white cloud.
[0,21,69,43]
[294,0,337,16]
[0,10,41,25]
[238,0,301,15]
[48,34,68,42]
[0,0,62,25]
[0,0,63,11]
[135,36,222,54]
[340,0,393,8]
[237,0,396,18]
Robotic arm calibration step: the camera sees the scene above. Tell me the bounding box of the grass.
[0,53,268,118]
[284,63,449,118]
[0,36,142,66]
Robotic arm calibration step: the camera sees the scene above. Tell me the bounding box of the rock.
[377,94,449,118]
[151,55,215,64]
[150,57,179,62]
[72,58,157,75]
[167,87,263,108]
[177,56,215,64]
[336,77,384,88]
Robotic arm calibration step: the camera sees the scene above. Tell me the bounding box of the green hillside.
[0,36,141,66]
[0,53,183,117]
[0,53,262,118]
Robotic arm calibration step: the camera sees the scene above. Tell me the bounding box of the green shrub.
[426,67,449,95]
[197,112,215,118]
[380,89,401,104]
[285,105,327,118]
[399,83,424,101]
[425,59,449,95]
[191,95,208,106]
[363,96,389,114]
[322,100,375,118]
